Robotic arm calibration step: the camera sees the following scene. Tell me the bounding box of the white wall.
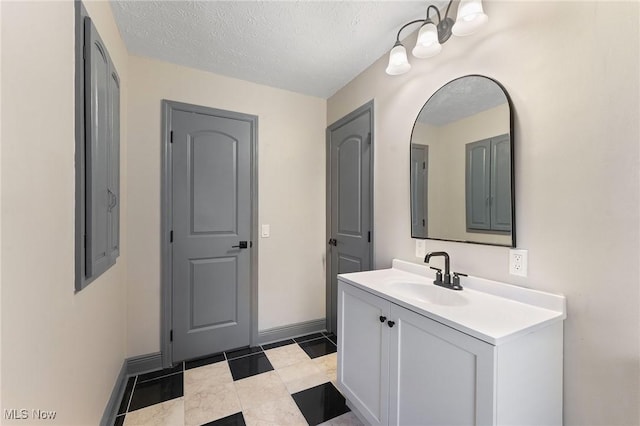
[1,1,128,424]
[328,2,639,425]
[0,0,3,410]
[126,56,327,357]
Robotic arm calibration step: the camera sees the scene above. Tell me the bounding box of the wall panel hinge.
[170,130,174,143]
[368,231,371,243]
[367,132,372,145]
[423,161,426,169]
[170,330,173,342]
[170,230,173,243]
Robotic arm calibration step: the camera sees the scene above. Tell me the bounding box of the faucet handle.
[430,266,443,283]
[452,272,467,290]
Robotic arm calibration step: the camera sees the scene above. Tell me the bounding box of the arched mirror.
[410,75,515,247]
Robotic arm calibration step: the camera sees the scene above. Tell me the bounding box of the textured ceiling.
[417,76,507,126]
[110,0,450,99]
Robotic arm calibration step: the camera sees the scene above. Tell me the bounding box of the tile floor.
[114,332,363,426]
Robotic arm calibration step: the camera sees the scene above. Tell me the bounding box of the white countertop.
[338,259,566,346]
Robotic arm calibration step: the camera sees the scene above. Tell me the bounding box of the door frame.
[160,100,259,368]
[325,100,375,334]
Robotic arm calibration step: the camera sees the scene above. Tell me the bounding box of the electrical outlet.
[415,239,426,258]
[509,249,528,277]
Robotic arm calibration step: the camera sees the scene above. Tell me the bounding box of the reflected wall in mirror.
[410,75,515,247]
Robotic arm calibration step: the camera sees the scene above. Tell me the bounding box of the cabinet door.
[389,305,496,426]
[465,139,491,231]
[490,135,511,232]
[338,281,390,426]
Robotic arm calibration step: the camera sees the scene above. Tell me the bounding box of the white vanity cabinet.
[338,281,391,426]
[338,282,495,425]
[388,302,496,426]
[337,263,565,426]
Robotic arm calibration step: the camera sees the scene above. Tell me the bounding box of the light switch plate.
[415,239,426,258]
[509,249,528,277]
[261,224,270,238]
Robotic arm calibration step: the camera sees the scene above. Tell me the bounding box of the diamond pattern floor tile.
[292,383,350,426]
[128,373,184,412]
[115,333,347,426]
[298,338,337,359]
[201,412,246,426]
[228,352,274,381]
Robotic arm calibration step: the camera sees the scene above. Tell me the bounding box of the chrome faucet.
[424,251,463,290]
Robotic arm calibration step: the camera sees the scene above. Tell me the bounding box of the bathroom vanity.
[337,260,566,426]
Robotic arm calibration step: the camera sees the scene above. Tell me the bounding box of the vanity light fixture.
[385,0,488,75]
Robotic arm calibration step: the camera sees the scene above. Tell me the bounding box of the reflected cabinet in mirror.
[410,75,515,247]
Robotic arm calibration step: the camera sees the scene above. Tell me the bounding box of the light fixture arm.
[393,1,456,47]
[393,19,427,44]
[425,5,442,23]
[443,0,455,21]
[431,0,455,44]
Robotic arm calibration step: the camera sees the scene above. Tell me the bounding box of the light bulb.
[385,43,411,75]
[412,21,442,59]
[452,0,488,36]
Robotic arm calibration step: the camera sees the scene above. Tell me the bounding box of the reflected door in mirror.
[465,134,511,232]
[411,144,428,238]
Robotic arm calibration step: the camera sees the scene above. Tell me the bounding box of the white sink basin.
[388,281,468,306]
[338,260,567,345]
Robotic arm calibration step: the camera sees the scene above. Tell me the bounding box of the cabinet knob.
[387,320,395,328]
[379,316,387,323]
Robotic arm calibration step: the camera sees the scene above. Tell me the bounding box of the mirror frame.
[409,74,516,247]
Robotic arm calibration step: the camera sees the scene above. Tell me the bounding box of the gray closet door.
[328,109,372,333]
[84,17,112,278]
[490,135,512,232]
[108,71,120,262]
[410,144,428,238]
[171,109,252,362]
[466,139,491,231]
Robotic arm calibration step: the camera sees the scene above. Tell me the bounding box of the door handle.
[232,241,248,249]
[108,189,117,211]
[328,238,337,246]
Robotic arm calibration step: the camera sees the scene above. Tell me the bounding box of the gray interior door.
[410,144,428,238]
[171,108,252,362]
[327,105,373,334]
